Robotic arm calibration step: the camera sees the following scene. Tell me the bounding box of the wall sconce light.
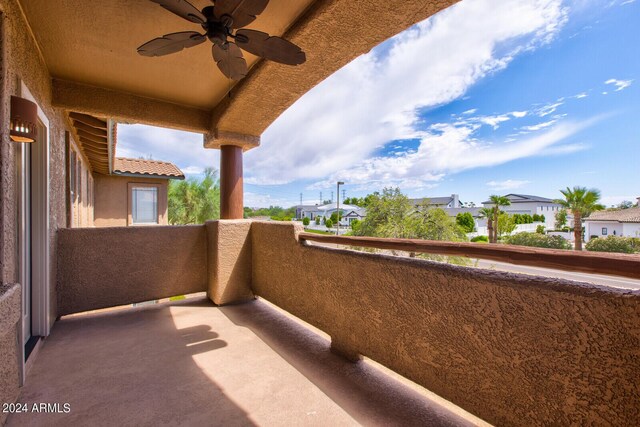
[10,96,38,143]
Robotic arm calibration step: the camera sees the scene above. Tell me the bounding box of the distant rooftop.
[482,194,556,204]
[113,157,184,180]
[586,208,640,223]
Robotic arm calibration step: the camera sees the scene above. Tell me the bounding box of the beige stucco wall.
[0,0,75,409]
[251,222,640,426]
[69,144,95,228]
[93,174,169,227]
[56,225,208,315]
[0,284,20,425]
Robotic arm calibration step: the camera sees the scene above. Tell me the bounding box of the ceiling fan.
[137,0,306,81]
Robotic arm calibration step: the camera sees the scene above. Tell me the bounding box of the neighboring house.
[299,202,365,226]
[411,194,462,209]
[482,194,562,229]
[94,157,184,227]
[343,209,366,225]
[295,204,321,219]
[584,205,640,242]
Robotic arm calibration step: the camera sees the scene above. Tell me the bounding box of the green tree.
[325,218,333,229]
[168,168,220,224]
[355,188,414,238]
[555,186,604,251]
[350,218,361,232]
[302,217,310,226]
[536,224,546,234]
[554,209,568,230]
[315,216,321,225]
[412,208,467,241]
[496,212,516,238]
[615,200,634,210]
[456,212,475,233]
[488,195,511,243]
[479,207,494,244]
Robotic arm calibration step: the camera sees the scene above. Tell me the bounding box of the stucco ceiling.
[18,0,314,110]
[18,0,458,150]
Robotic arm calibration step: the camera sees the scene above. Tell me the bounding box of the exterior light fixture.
[10,96,38,143]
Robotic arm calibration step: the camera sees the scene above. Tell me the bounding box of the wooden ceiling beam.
[69,112,107,129]
[73,121,108,138]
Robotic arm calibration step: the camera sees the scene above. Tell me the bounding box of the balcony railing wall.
[57,225,208,315]
[251,222,640,426]
[55,221,640,425]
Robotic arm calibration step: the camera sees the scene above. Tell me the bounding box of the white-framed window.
[602,227,608,236]
[131,186,158,224]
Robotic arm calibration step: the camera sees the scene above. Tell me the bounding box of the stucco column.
[220,145,243,219]
[206,220,254,305]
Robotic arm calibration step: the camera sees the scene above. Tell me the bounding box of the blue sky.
[117,0,639,208]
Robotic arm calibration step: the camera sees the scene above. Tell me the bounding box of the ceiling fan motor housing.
[202,6,233,46]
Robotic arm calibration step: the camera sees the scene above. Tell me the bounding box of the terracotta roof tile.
[586,207,640,223]
[113,157,184,179]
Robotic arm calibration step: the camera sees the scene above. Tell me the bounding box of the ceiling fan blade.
[235,29,305,65]
[137,31,206,57]
[214,0,269,29]
[151,0,207,24]
[212,42,248,81]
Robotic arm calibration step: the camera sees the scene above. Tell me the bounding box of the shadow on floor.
[220,299,474,427]
[8,298,255,427]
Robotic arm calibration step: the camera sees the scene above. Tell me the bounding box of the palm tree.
[488,195,511,243]
[479,207,494,243]
[555,186,604,251]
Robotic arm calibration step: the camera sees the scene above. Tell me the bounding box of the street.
[472,259,640,290]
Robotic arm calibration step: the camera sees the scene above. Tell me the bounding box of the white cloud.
[181,166,205,175]
[605,78,633,91]
[521,119,557,131]
[575,92,588,99]
[247,0,569,186]
[116,124,220,175]
[536,100,564,117]
[311,118,596,189]
[486,179,531,191]
[244,192,297,209]
[511,111,528,118]
[479,114,512,129]
[462,108,478,115]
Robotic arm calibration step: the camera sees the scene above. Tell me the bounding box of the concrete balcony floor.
[8,297,482,427]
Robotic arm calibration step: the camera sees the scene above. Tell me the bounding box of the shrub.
[536,225,545,234]
[456,212,475,232]
[505,232,571,249]
[315,216,321,225]
[302,217,310,226]
[585,236,637,254]
[470,235,489,243]
[325,218,333,229]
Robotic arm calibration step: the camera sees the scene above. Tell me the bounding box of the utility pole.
[320,192,322,204]
[331,191,333,203]
[336,181,344,236]
[342,189,346,201]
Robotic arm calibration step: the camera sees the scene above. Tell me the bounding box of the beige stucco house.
[584,205,640,241]
[93,157,184,227]
[0,1,638,426]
